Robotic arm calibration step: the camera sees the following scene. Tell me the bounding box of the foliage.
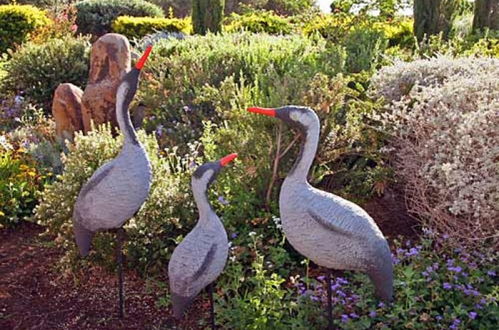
[371,57,499,249]
[192,0,224,35]
[0,110,54,229]
[28,4,78,44]
[344,27,387,73]
[112,15,191,39]
[0,35,90,111]
[302,13,356,42]
[34,124,198,273]
[415,31,499,58]
[224,11,292,34]
[0,4,50,54]
[75,0,164,36]
[373,18,415,49]
[147,0,192,17]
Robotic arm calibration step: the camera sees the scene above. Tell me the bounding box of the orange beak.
[136,45,153,70]
[247,107,276,117]
[220,153,238,167]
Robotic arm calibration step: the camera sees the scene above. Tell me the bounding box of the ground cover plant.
[0,0,498,328]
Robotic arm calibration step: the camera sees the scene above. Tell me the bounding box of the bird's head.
[192,153,238,191]
[117,45,153,108]
[247,105,319,134]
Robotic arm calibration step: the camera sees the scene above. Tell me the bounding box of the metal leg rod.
[326,269,333,330]
[208,282,215,330]
[117,228,125,319]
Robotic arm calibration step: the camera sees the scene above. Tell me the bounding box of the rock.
[81,33,131,132]
[52,83,84,140]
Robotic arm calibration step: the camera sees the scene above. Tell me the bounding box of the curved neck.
[192,184,213,220]
[116,82,139,145]
[287,121,320,182]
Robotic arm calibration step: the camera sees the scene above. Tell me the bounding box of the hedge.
[112,15,191,39]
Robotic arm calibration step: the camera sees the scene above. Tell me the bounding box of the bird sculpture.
[168,153,237,327]
[248,106,393,328]
[72,46,154,318]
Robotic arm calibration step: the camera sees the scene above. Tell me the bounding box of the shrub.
[112,15,191,39]
[373,18,415,49]
[192,0,224,35]
[0,136,48,228]
[1,36,90,111]
[344,27,387,73]
[224,11,293,35]
[371,57,499,249]
[34,124,198,273]
[302,13,355,42]
[75,0,164,36]
[370,56,498,102]
[0,5,50,54]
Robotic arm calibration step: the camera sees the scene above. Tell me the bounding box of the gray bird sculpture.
[168,153,237,325]
[248,106,393,326]
[72,46,153,317]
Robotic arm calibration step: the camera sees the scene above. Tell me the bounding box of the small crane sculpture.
[248,106,393,329]
[168,153,237,329]
[72,46,153,318]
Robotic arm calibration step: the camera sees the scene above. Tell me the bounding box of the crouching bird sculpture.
[72,46,153,318]
[168,153,237,329]
[248,106,393,329]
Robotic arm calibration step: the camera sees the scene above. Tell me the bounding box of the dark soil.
[0,223,210,330]
[0,186,418,330]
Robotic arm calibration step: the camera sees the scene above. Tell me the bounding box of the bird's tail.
[368,240,394,302]
[73,221,94,257]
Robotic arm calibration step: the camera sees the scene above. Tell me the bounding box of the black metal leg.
[326,269,333,330]
[207,282,215,330]
[117,227,125,318]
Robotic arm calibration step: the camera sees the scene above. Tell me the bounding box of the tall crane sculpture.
[248,106,393,329]
[72,46,154,318]
[168,153,238,329]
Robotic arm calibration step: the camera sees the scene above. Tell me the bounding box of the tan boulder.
[52,83,84,140]
[81,33,131,132]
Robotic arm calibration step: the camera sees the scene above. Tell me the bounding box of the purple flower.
[369,310,377,318]
[217,196,229,205]
[378,302,385,308]
[341,314,349,322]
[155,124,163,136]
[443,282,452,290]
[230,232,238,239]
[442,234,449,239]
[435,315,442,321]
[317,275,325,281]
[449,318,461,329]
[487,270,496,277]
[405,247,419,257]
[448,266,462,273]
[468,311,477,320]
[310,295,320,302]
[349,313,359,319]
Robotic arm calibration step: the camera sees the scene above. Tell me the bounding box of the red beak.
[247,107,276,117]
[136,45,153,70]
[220,153,238,167]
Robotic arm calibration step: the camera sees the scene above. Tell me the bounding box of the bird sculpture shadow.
[72,46,154,318]
[168,153,238,328]
[248,106,393,329]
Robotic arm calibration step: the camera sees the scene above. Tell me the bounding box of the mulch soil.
[0,186,419,330]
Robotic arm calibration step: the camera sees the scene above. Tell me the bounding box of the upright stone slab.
[81,33,131,132]
[52,83,84,140]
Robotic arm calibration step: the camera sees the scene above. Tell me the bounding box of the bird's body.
[249,106,393,301]
[168,154,236,319]
[73,47,153,257]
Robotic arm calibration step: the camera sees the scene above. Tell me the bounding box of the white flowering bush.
[372,57,499,248]
[34,124,197,273]
[370,57,499,103]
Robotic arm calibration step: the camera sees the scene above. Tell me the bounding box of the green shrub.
[112,15,191,39]
[1,36,90,111]
[224,11,293,35]
[192,0,224,35]
[34,124,198,273]
[302,13,355,42]
[373,18,415,49]
[0,142,47,228]
[75,0,164,36]
[344,27,388,73]
[0,5,50,54]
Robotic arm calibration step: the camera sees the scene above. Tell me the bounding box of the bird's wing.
[307,188,381,238]
[77,161,115,201]
[168,231,219,295]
